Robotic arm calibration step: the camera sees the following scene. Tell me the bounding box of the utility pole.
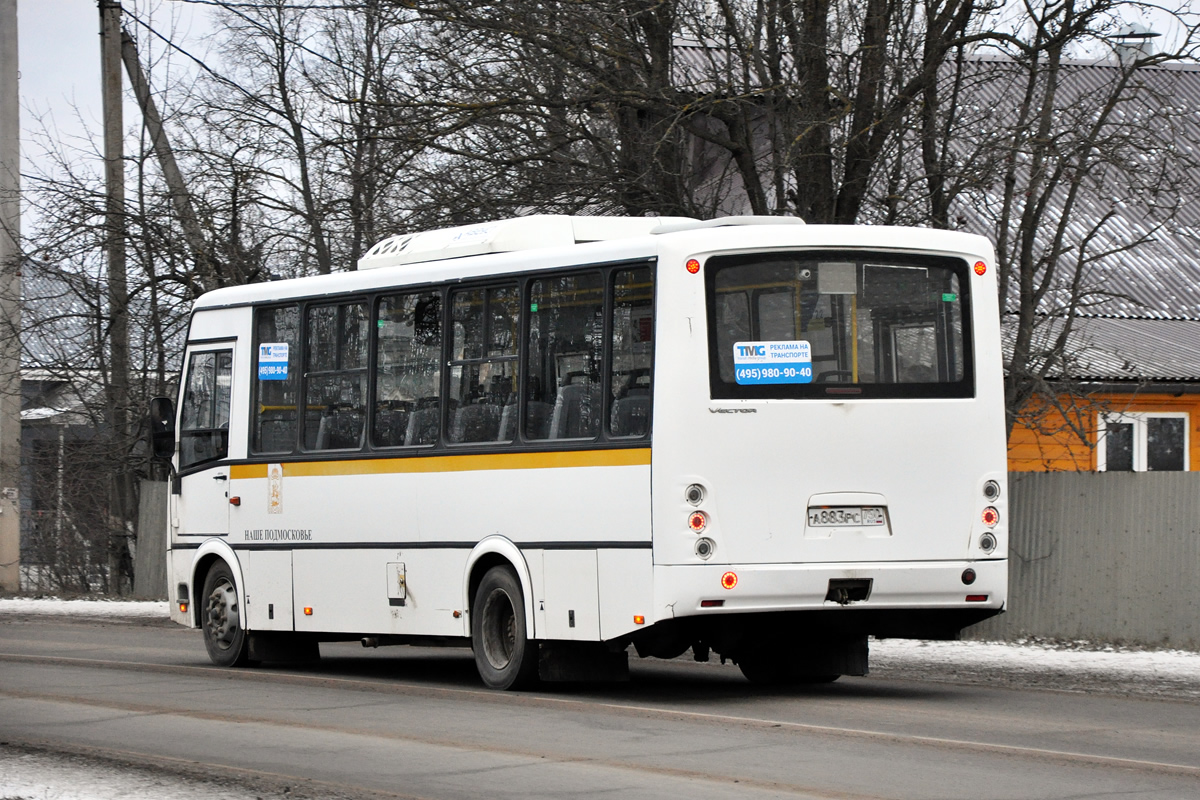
[121,30,217,292]
[100,0,132,594]
[0,0,22,592]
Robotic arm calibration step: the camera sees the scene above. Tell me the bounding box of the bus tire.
[471,566,538,690]
[200,562,251,667]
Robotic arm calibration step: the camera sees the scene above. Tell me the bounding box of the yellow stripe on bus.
[229,448,650,479]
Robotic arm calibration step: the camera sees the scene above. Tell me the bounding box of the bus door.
[172,345,236,538]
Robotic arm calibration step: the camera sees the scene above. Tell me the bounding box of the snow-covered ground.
[0,747,273,800]
[870,637,1200,699]
[0,597,169,619]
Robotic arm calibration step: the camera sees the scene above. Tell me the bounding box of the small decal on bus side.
[732,340,813,385]
[268,463,283,514]
[709,408,757,414]
[258,343,289,380]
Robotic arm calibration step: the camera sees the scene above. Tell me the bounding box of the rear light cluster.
[686,482,717,561]
[978,479,1001,555]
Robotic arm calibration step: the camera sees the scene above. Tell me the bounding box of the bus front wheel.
[201,562,250,667]
[471,566,538,690]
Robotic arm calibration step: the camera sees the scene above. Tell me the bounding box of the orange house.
[1009,392,1199,472]
[1007,319,1200,472]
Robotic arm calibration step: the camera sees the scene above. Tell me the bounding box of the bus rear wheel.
[201,562,250,667]
[471,566,538,690]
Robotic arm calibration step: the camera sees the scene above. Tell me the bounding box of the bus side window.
[180,350,232,470]
[253,305,299,454]
[526,272,604,441]
[374,291,443,448]
[449,285,519,444]
[609,267,653,438]
[304,302,368,451]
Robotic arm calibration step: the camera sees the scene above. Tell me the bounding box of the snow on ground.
[0,597,169,619]
[0,747,272,800]
[869,638,1200,699]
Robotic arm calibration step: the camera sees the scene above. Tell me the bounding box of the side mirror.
[149,396,176,461]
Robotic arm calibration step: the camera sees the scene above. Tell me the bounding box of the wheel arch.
[190,540,245,629]
[464,537,537,640]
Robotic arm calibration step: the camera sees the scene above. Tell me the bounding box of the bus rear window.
[706,251,973,399]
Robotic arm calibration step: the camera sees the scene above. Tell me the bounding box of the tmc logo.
[736,345,766,357]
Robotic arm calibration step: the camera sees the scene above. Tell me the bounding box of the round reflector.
[973,261,987,276]
[688,511,708,532]
[961,568,976,585]
[686,258,701,274]
[721,571,738,590]
[982,506,1000,526]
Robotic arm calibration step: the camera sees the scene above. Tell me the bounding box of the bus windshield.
[707,251,973,399]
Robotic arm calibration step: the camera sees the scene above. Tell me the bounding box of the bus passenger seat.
[523,401,552,440]
[451,403,501,443]
[405,406,440,446]
[550,382,601,439]
[610,395,650,437]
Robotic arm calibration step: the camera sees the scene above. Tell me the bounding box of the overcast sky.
[17,0,211,191]
[11,0,1196,230]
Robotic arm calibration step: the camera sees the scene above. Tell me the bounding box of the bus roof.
[358,215,695,270]
[191,218,993,311]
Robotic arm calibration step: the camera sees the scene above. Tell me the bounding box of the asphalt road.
[1,614,1197,800]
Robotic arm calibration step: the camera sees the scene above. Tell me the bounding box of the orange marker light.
[303,607,313,616]
[721,571,738,590]
[634,615,645,625]
[686,258,701,274]
[178,602,188,614]
[973,261,987,276]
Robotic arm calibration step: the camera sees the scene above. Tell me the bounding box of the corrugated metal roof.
[668,45,1200,326]
[950,58,1200,322]
[965,58,1200,383]
[1009,316,1200,382]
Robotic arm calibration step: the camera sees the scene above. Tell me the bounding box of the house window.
[1098,412,1189,472]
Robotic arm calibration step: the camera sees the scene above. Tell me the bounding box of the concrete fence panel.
[133,480,168,599]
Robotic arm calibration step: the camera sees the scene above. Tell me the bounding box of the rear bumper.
[654,558,1006,620]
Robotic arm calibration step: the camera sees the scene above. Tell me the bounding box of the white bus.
[151,215,1008,689]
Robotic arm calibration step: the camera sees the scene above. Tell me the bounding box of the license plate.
[807,506,886,527]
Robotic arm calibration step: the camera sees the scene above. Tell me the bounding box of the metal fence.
[966,471,1200,650]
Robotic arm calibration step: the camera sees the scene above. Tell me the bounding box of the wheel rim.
[480,587,516,670]
[204,577,240,652]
